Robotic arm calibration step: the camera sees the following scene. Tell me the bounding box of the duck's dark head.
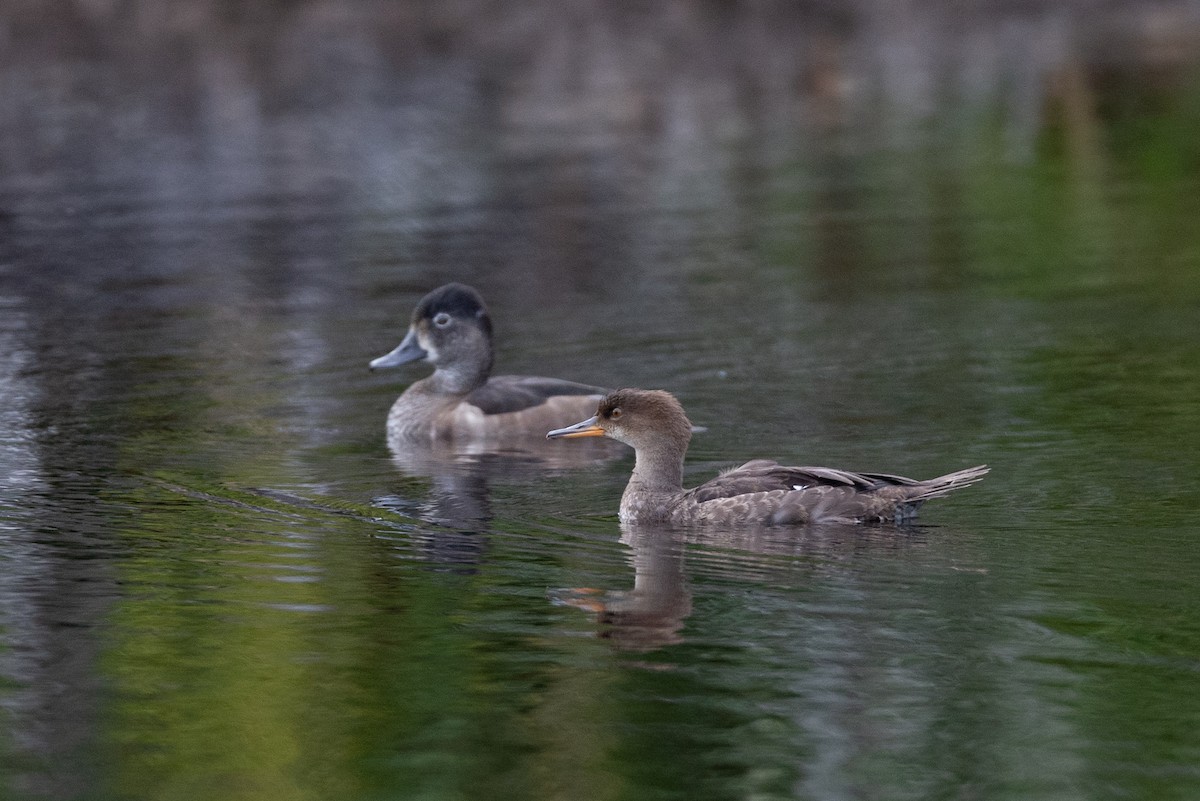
[547,389,693,451]
[370,283,494,381]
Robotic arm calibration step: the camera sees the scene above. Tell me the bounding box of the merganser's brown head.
[547,389,693,451]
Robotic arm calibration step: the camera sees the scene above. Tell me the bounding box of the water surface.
[2,3,1200,800]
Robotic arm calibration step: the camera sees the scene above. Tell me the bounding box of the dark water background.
[2,2,1200,799]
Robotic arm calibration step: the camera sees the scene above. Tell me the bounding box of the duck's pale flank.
[547,388,989,526]
[370,283,606,443]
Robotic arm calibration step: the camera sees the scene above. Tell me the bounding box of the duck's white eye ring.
[610,408,622,420]
[433,312,452,328]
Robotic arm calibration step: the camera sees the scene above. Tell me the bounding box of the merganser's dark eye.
[610,408,622,420]
[433,312,452,328]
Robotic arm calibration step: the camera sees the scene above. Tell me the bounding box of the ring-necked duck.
[371,283,606,444]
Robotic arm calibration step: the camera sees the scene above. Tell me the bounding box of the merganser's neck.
[628,443,686,492]
[620,443,686,522]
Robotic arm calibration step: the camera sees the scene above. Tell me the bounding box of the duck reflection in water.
[555,520,946,653]
[379,439,620,530]
[552,524,694,653]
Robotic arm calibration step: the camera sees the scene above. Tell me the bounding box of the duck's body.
[621,459,989,526]
[548,389,989,526]
[385,374,608,444]
[371,283,605,444]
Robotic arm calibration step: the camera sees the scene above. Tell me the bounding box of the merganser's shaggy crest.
[548,389,989,526]
[371,283,606,444]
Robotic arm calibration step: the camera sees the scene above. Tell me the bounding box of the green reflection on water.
[93,474,632,801]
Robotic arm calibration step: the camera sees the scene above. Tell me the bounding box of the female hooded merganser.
[371,283,607,444]
[547,389,989,526]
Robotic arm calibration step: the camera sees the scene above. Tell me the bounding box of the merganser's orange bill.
[546,416,605,439]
